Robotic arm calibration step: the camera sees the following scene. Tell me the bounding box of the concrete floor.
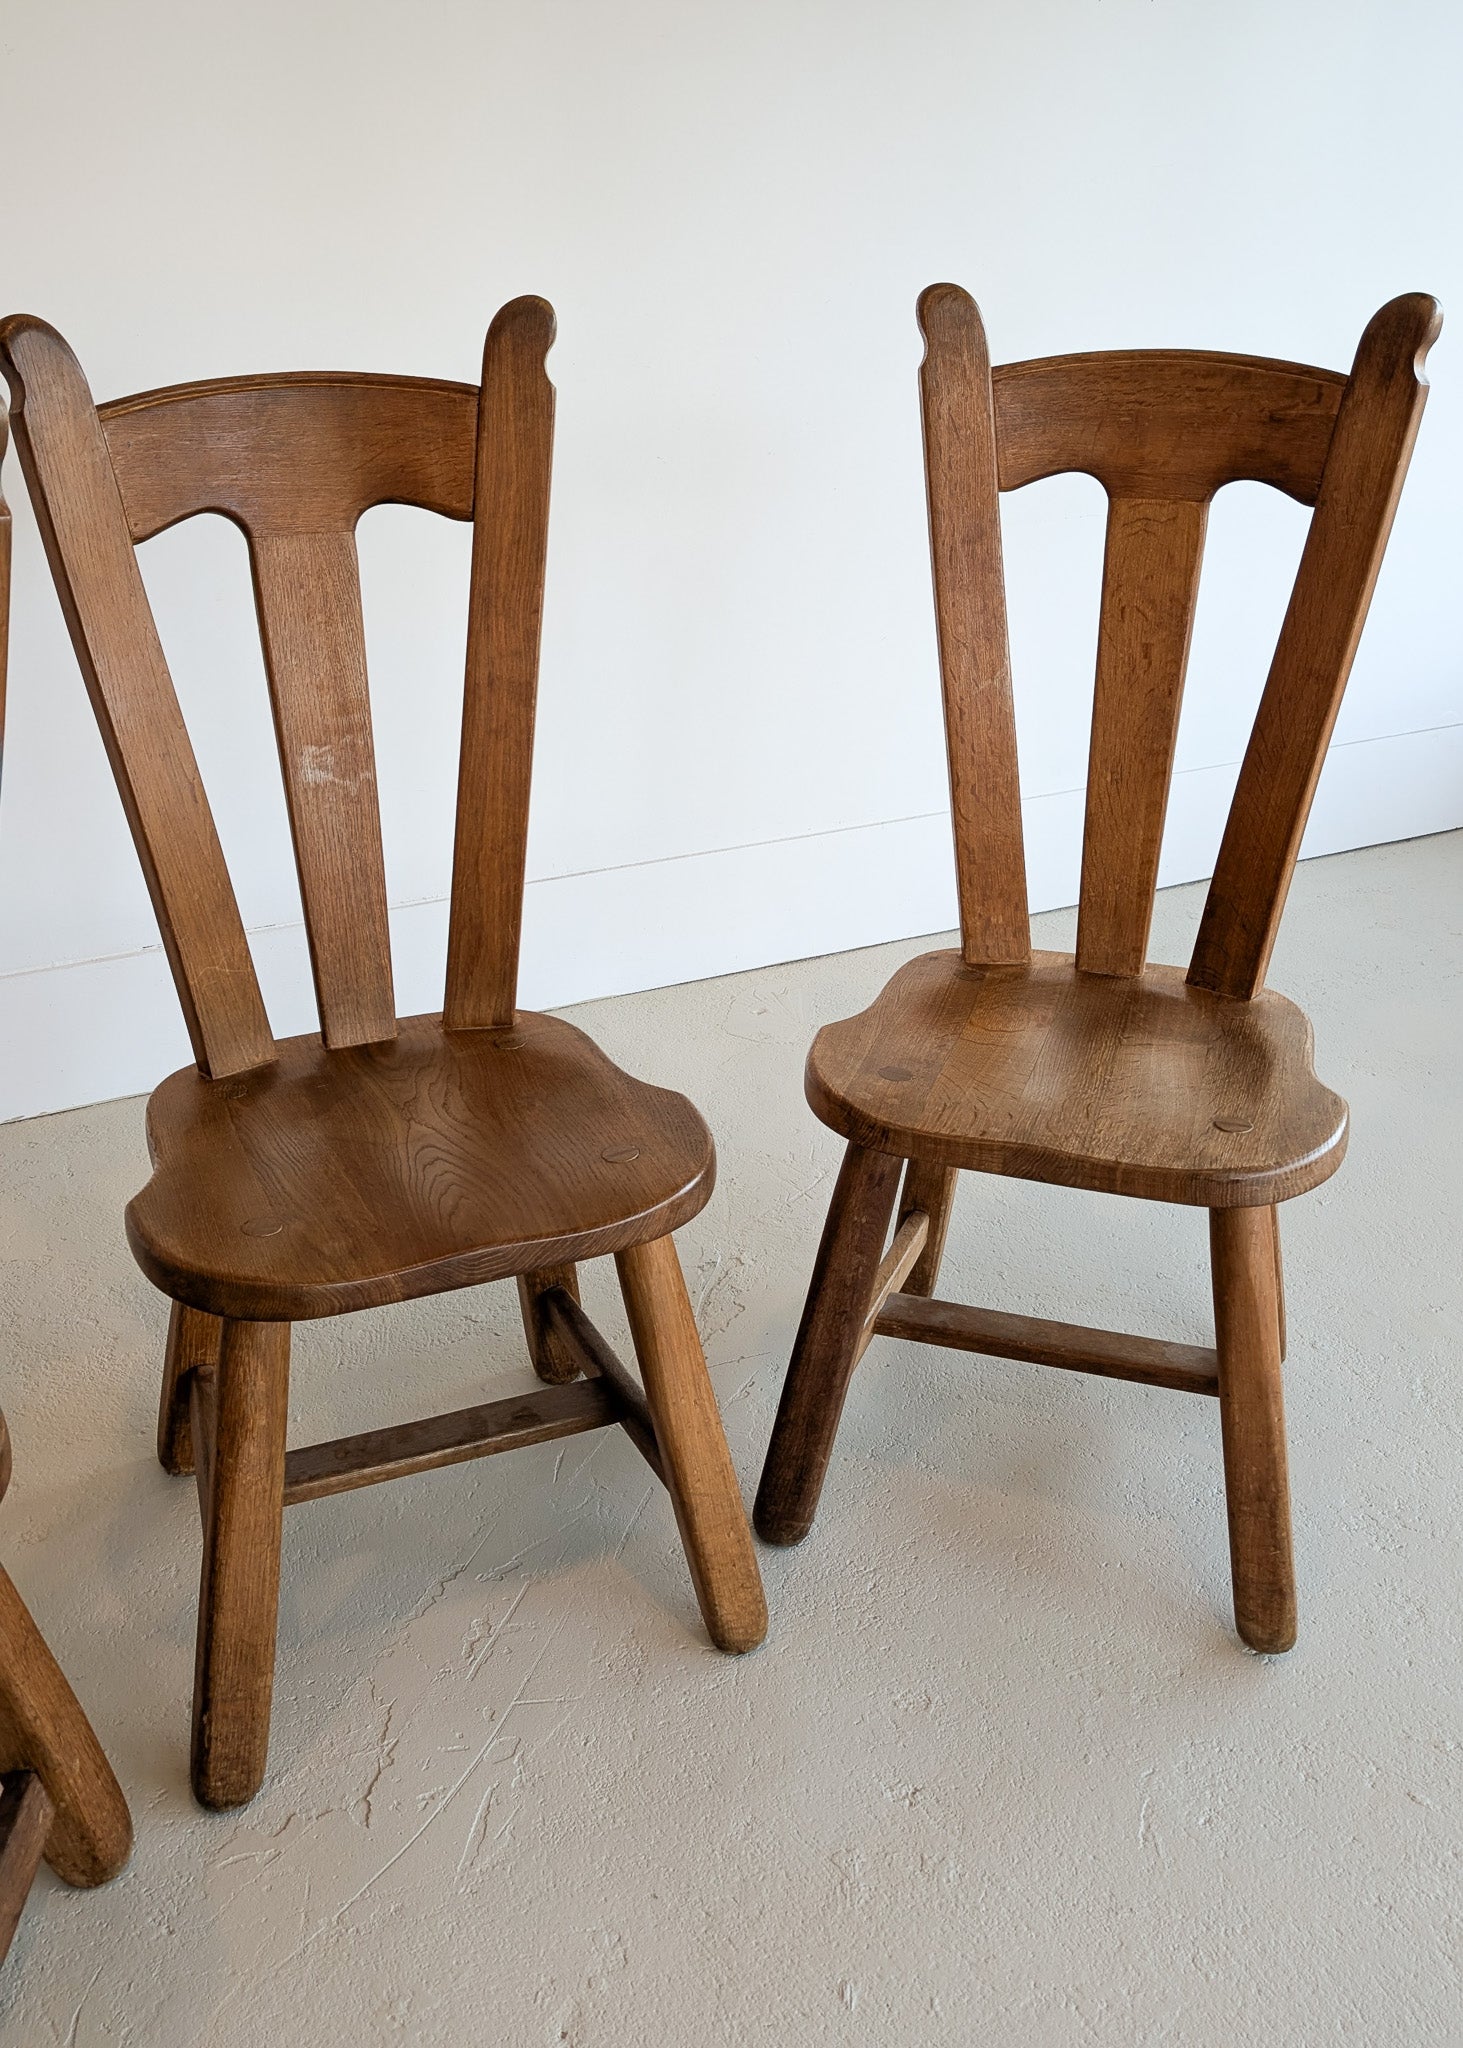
[0,831,1460,2045]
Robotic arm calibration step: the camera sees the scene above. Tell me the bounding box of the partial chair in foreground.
[0,1410,131,1964]
[0,299,766,1810]
[755,288,1439,1653]
[0,402,130,1967]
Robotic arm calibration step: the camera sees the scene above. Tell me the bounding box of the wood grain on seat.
[129,1010,714,1321]
[805,950,1347,1208]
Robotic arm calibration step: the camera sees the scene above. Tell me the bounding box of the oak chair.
[0,1410,132,1964]
[755,288,1439,1653]
[0,299,766,1810]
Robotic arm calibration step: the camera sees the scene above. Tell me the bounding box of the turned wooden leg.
[1210,1206,1296,1654]
[517,1266,583,1384]
[191,1319,291,1809]
[898,1158,959,1298]
[158,1303,223,1475]
[615,1236,767,1655]
[753,1142,903,1546]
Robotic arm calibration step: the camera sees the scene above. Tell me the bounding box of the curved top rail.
[991,348,1347,504]
[97,370,480,540]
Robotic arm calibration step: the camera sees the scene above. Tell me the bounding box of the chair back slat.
[1076,495,1208,976]
[0,319,274,1077]
[1189,293,1441,997]
[250,530,395,1046]
[916,285,1029,968]
[445,298,557,1028]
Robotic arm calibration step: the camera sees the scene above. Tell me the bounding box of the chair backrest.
[0,297,556,1077]
[0,409,9,789]
[917,286,1440,997]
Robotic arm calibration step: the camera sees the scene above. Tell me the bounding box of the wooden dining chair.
[0,1409,132,1963]
[755,287,1439,1654]
[0,298,767,1810]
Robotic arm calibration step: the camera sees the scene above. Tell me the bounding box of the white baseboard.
[3,722,1460,1122]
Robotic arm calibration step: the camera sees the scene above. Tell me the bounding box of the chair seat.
[804,949,1347,1207]
[127,1012,715,1320]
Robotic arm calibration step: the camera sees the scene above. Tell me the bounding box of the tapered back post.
[1188,294,1440,997]
[917,284,1030,968]
[444,297,557,1029]
[0,319,276,1078]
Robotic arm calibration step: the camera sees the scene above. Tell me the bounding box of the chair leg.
[1270,1205,1287,1361]
[1210,1206,1296,1654]
[615,1236,768,1655]
[897,1158,959,1298]
[0,1564,132,1887]
[158,1304,222,1475]
[753,1142,903,1546]
[191,1319,291,1809]
[517,1266,583,1383]
[0,1771,53,1963]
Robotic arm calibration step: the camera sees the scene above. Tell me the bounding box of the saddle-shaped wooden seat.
[805,950,1347,1208]
[0,299,766,1812]
[756,286,1439,1657]
[132,1012,714,1321]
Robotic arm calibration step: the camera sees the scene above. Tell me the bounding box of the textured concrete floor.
[0,830,1460,2045]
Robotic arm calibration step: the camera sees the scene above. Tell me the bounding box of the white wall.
[2,0,1459,1120]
